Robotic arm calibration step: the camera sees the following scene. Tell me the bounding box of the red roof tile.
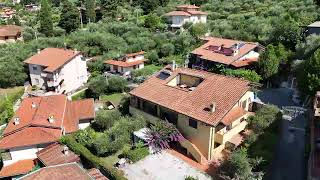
[105,59,144,67]
[130,67,250,126]
[24,48,81,72]
[0,25,22,37]
[165,11,191,16]
[186,10,207,15]
[88,168,109,180]
[126,51,145,57]
[20,163,93,180]
[37,143,80,166]
[230,57,259,68]
[221,107,247,125]
[0,159,36,178]
[192,37,259,67]
[0,95,95,149]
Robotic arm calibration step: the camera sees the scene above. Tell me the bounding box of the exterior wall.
[171,16,190,27]
[127,55,144,62]
[0,35,20,44]
[239,50,260,61]
[28,54,88,94]
[3,146,44,166]
[79,122,91,129]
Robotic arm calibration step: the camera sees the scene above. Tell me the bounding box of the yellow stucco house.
[129,66,254,165]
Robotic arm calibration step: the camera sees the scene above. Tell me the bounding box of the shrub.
[60,135,126,180]
[122,146,149,163]
[222,68,262,83]
[107,76,127,93]
[74,128,97,148]
[185,176,198,180]
[118,96,130,115]
[94,110,122,131]
[88,75,109,98]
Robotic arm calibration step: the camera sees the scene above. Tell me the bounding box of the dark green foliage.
[38,0,53,36]
[185,176,198,180]
[122,145,149,162]
[88,75,109,98]
[222,69,262,82]
[107,76,127,93]
[94,110,122,131]
[258,44,280,80]
[298,49,320,96]
[190,23,207,38]
[74,128,97,148]
[144,13,163,30]
[59,0,80,33]
[85,0,96,23]
[118,96,130,115]
[60,135,127,180]
[87,59,105,73]
[160,43,175,57]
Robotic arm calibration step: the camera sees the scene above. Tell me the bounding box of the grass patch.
[71,90,86,100]
[100,93,126,107]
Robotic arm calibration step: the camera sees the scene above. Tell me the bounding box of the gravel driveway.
[121,151,212,180]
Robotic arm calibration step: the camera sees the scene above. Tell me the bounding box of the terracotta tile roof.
[0,159,36,178]
[165,11,191,16]
[23,48,81,72]
[88,168,109,180]
[37,143,80,166]
[126,51,145,57]
[230,57,259,68]
[20,163,93,180]
[130,67,250,126]
[186,10,207,15]
[176,4,200,9]
[192,37,259,67]
[0,25,22,37]
[105,59,144,67]
[221,107,247,125]
[0,95,95,149]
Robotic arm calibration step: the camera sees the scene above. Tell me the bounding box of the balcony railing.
[215,121,247,144]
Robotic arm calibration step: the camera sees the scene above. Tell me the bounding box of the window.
[226,125,232,131]
[35,78,39,85]
[32,66,37,71]
[242,100,247,109]
[189,118,198,129]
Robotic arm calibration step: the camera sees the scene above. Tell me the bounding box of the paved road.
[257,88,306,180]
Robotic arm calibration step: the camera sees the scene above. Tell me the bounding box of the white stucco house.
[105,51,145,76]
[24,48,88,94]
[165,5,207,29]
[0,95,95,178]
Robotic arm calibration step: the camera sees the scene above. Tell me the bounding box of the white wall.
[239,50,260,61]
[3,146,44,166]
[79,122,91,129]
[28,64,46,89]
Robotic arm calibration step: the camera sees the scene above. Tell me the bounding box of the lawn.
[0,86,24,125]
[99,93,127,107]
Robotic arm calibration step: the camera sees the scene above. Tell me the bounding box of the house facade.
[105,51,145,76]
[190,37,261,69]
[129,66,254,164]
[24,48,89,94]
[165,5,207,29]
[0,95,95,178]
[0,25,22,44]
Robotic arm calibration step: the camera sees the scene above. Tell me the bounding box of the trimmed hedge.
[60,135,127,180]
[123,147,149,163]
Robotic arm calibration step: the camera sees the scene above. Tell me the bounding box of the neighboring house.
[25,4,40,12]
[310,91,320,179]
[165,5,207,29]
[105,51,145,76]
[190,37,261,69]
[0,95,94,178]
[0,25,22,44]
[20,162,97,180]
[129,66,254,164]
[304,21,320,36]
[0,7,16,20]
[24,48,89,94]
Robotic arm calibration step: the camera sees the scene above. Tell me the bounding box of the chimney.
[74,48,77,54]
[210,102,216,113]
[14,117,20,125]
[172,60,176,71]
[48,115,55,123]
[233,49,239,56]
[63,145,69,155]
[37,49,41,54]
[64,43,67,50]
[31,102,37,108]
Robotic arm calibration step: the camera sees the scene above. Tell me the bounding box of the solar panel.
[156,71,171,80]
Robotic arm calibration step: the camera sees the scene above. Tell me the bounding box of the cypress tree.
[38,0,53,36]
[58,0,80,33]
[85,0,96,23]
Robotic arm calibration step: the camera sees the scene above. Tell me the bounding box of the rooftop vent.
[31,102,37,108]
[14,117,20,125]
[48,115,55,123]
[210,102,216,113]
[63,145,69,155]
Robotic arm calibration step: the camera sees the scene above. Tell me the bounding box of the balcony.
[215,121,247,144]
[47,77,64,87]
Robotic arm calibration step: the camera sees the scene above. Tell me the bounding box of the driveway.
[257,88,306,180]
[121,151,212,180]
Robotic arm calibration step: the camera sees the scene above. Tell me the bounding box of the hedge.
[60,135,127,180]
[123,147,149,163]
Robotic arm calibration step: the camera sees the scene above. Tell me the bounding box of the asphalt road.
[257,88,306,180]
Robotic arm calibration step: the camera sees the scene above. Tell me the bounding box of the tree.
[160,43,175,57]
[87,75,108,98]
[107,76,127,93]
[190,23,208,38]
[38,0,53,36]
[94,110,121,131]
[85,0,96,23]
[258,44,280,80]
[296,35,320,59]
[144,13,161,29]
[222,69,262,82]
[298,49,320,95]
[59,0,80,33]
